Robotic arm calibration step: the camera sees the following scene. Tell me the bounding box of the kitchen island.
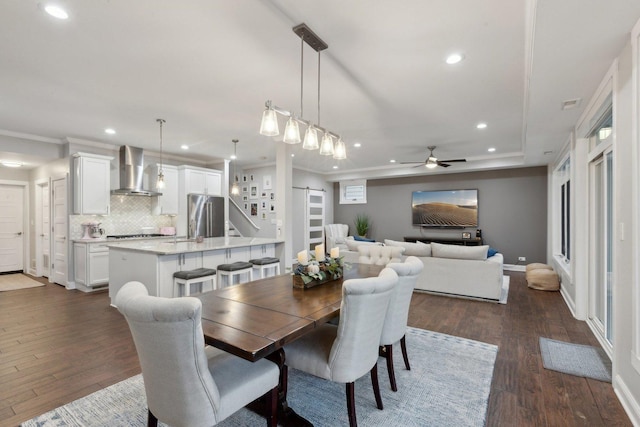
[108,236,285,306]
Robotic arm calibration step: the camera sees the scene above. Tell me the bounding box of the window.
[556,157,571,262]
[339,179,367,204]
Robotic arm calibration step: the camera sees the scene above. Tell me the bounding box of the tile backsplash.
[70,195,175,238]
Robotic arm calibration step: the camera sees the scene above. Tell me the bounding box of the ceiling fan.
[401,146,466,169]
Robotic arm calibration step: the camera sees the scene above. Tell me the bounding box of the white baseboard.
[613,374,640,427]
[504,264,525,272]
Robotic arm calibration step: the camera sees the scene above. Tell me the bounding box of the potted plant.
[354,213,371,238]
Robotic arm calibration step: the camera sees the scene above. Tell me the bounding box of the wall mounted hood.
[111,145,162,196]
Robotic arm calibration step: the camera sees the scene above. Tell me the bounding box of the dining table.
[196,262,384,426]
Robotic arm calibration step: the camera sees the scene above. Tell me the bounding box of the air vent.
[561,98,581,110]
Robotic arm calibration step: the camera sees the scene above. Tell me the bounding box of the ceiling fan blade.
[439,159,466,163]
[438,162,451,168]
[400,161,425,165]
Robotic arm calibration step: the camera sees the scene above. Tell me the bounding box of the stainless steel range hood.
[111,145,162,196]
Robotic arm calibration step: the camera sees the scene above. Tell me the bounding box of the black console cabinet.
[404,236,484,246]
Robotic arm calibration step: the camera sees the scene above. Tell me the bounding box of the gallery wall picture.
[270,202,276,212]
[242,185,248,193]
[242,174,248,183]
[261,201,267,210]
[261,211,267,220]
[243,203,248,210]
[250,185,258,199]
[263,175,272,190]
[242,195,248,201]
[261,191,267,198]
[250,203,258,216]
[270,192,275,200]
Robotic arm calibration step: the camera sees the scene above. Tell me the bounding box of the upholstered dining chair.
[357,245,405,265]
[115,281,279,427]
[381,256,424,391]
[283,268,398,427]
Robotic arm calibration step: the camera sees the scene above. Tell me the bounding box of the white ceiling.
[1,1,639,180]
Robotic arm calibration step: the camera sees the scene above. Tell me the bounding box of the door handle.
[16,232,22,236]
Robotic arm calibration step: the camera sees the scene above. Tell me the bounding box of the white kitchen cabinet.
[250,244,275,259]
[157,252,203,297]
[179,166,222,196]
[203,246,250,271]
[151,164,179,215]
[73,153,113,215]
[74,241,109,289]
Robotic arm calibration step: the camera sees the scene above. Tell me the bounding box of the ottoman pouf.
[527,268,560,291]
[526,263,553,273]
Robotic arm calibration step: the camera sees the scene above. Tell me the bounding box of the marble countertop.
[72,235,183,244]
[105,236,284,255]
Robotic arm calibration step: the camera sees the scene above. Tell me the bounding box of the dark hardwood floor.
[0,272,632,426]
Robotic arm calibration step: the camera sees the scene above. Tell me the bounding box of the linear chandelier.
[259,23,347,160]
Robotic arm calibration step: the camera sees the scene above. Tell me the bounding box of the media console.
[404,236,484,246]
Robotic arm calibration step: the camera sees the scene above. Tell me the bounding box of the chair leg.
[370,362,383,410]
[148,409,158,427]
[400,335,411,370]
[265,386,278,427]
[346,382,358,427]
[384,344,398,392]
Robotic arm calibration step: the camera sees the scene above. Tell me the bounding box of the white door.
[36,181,51,277]
[304,189,325,252]
[0,185,24,272]
[52,177,68,286]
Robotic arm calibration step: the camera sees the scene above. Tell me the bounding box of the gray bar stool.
[216,261,254,288]
[173,267,217,297]
[249,257,281,279]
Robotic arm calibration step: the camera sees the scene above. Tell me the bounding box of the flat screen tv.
[411,189,478,228]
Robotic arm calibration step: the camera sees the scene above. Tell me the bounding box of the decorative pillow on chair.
[487,247,499,257]
[345,239,381,251]
[384,239,431,257]
[431,242,489,260]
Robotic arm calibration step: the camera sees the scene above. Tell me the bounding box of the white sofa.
[383,240,504,301]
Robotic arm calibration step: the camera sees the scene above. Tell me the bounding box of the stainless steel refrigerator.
[187,194,225,239]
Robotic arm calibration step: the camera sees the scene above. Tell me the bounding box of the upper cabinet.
[179,166,222,196]
[150,164,179,215]
[73,152,113,215]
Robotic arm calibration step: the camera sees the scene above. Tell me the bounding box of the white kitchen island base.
[108,237,284,306]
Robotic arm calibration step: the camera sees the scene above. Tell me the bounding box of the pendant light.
[230,139,240,196]
[156,118,166,189]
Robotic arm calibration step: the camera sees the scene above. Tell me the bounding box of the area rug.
[0,273,45,291]
[539,337,612,382]
[499,275,510,304]
[22,327,498,427]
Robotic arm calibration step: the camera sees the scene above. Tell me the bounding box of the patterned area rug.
[22,328,498,427]
[539,337,612,382]
[0,273,45,291]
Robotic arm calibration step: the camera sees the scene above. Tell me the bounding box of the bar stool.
[216,261,254,288]
[250,257,281,279]
[173,267,217,297]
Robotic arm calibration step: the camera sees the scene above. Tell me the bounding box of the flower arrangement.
[293,246,349,288]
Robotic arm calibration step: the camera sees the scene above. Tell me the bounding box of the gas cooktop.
[106,234,165,240]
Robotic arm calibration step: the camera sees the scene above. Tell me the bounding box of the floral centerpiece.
[293,245,349,289]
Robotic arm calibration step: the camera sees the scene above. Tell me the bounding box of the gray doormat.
[539,337,612,382]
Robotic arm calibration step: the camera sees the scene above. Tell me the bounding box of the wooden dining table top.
[197,263,383,362]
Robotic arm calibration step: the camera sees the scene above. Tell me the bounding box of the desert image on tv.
[412,190,478,226]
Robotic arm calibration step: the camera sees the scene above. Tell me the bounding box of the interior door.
[52,177,68,286]
[0,184,25,272]
[36,181,51,277]
[304,189,325,252]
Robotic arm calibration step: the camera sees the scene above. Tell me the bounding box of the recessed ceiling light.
[333,165,338,169]
[104,128,116,135]
[181,144,189,150]
[291,154,295,157]
[44,5,69,19]
[476,122,487,129]
[561,98,581,110]
[354,143,362,148]
[389,159,396,163]
[446,53,464,65]
[488,147,496,152]
[1,160,23,168]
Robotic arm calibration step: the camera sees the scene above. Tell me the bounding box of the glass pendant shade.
[426,157,438,169]
[319,133,334,155]
[230,181,240,195]
[156,170,165,189]
[283,117,301,144]
[302,126,319,150]
[332,138,347,160]
[259,108,279,136]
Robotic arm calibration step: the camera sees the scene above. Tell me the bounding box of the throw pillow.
[431,242,489,260]
[487,247,499,257]
[354,235,376,242]
[384,239,432,257]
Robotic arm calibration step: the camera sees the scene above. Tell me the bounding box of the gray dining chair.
[283,268,398,427]
[115,281,279,427]
[382,256,424,391]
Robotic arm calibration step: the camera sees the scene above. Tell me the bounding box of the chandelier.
[156,118,166,189]
[230,139,240,196]
[259,23,347,160]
